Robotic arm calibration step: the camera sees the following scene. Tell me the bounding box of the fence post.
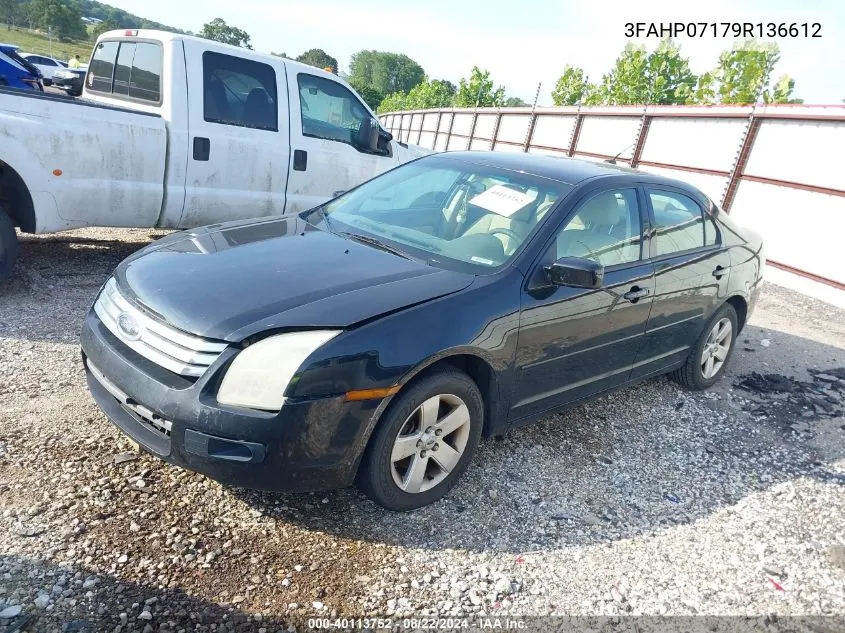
[523,112,537,152]
[445,110,455,150]
[630,109,652,168]
[467,111,479,151]
[567,113,584,157]
[721,117,761,213]
[432,110,443,150]
[416,112,424,145]
[490,112,503,151]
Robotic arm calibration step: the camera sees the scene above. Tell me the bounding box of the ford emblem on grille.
[117,312,141,340]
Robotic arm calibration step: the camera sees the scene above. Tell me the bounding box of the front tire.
[358,368,483,511]
[0,207,20,280]
[670,303,738,390]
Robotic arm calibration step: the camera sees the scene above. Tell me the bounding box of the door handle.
[712,265,730,278]
[192,137,210,161]
[293,149,307,171]
[623,286,651,302]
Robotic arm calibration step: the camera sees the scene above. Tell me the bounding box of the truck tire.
[0,207,20,280]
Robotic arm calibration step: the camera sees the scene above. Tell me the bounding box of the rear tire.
[358,368,483,511]
[670,303,738,390]
[0,207,20,280]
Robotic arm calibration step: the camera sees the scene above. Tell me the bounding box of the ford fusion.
[81,152,764,510]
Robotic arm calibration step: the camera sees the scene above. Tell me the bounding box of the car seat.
[242,87,274,129]
[556,192,636,266]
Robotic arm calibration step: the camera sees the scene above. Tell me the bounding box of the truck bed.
[1,85,168,233]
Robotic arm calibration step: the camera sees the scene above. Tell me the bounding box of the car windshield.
[312,157,570,273]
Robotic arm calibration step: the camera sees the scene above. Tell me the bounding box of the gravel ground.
[0,228,844,632]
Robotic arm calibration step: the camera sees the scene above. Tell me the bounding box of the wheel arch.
[351,349,504,482]
[725,294,749,332]
[392,349,503,437]
[0,158,37,233]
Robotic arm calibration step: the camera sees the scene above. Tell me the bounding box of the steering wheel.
[488,227,522,242]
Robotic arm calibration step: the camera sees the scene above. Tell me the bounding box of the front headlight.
[216,330,340,411]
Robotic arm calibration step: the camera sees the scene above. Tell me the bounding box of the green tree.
[551,65,590,105]
[376,91,407,114]
[714,40,779,104]
[348,50,425,96]
[91,19,118,40]
[295,48,337,73]
[199,17,251,49]
[770,73,801,103]
[690,71,717,104]
[405,77,456,109]
[646,39,697,104]
[1,0,22,28]
[28,0,86,40]
[270,52,288,58]
[597,43,649,104]
[597,40,696,105]
[454,66,505,107]
[503,96,528,106]
[349,78,384,111]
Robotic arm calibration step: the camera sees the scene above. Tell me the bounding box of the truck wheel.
[0,207,20,280]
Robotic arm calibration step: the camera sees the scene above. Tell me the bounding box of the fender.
[0,122,51,232]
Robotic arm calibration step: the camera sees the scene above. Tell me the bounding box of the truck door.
[180,41,290,228]
[285,69,398,214]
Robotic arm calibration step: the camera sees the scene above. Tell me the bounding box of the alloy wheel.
[390,393,470,494]
[700,317,732,379]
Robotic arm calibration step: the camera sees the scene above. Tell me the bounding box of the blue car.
[0,43,43,91]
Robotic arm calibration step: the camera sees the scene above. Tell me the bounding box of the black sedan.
[80,152,764,511]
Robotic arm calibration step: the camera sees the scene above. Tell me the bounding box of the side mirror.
[544,256,604,289]
[356,117,380,152]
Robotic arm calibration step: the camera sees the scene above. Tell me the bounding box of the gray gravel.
[1,228,844,631]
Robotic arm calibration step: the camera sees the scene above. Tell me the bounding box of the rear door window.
[648,190,707,256]
[202,51,278,131]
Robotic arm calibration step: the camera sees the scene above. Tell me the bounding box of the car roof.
[0,43,20,51]
[428,150,698,192]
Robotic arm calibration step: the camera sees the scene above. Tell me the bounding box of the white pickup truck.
[0,30,428,278]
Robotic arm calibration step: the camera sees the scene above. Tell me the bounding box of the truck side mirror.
[356,117,380,153]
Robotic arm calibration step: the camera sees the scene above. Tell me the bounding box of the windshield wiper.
[339,232,412,260]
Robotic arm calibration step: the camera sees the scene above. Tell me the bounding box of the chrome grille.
[94,278,227,377]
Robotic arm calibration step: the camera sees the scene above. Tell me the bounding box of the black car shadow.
[230,324,844,553]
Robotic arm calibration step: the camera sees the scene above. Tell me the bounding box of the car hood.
[114,216,474,342]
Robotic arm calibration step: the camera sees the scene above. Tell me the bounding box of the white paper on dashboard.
[469,185,537,217]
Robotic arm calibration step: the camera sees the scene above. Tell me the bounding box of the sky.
[107,0,845,105]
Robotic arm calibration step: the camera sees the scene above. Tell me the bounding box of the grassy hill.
[1,0,186,62]
[1,26,93,62]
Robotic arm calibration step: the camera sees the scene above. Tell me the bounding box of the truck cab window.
[202,51,278,132]
[88,41,119,93]
[297,74,381,153]
[87,40,161,103]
